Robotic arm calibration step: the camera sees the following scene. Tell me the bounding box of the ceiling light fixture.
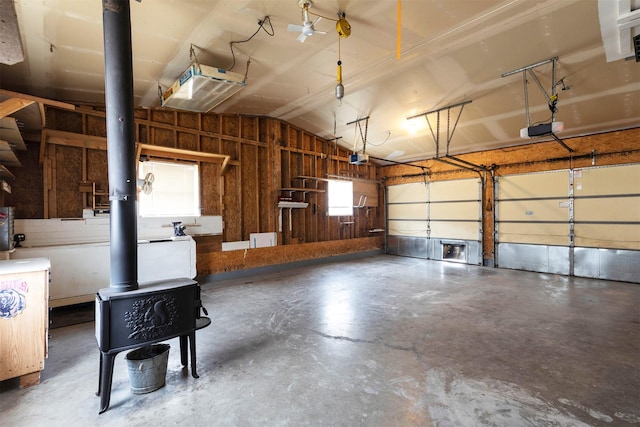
[160,45,247,113]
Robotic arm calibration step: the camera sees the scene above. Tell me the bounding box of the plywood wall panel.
[152,127,174,148]
[177,131,198,151]
[241,144,259,238]
[150,110,175,125]
[86,148,108,188]
[222,115,239,137]
[240,116,257,141]
[223,166,241,242]
[200,136,219,153]
[201,114,219,133]
[5,142,43,218]
[200,163,222,215]
[137,123,148,143]
[258,146,273,233]
[177,112,198,129]
[197,236,383,276]
[222,139,238,159]
[86,115,106,137]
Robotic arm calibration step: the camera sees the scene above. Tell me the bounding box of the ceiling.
[1,0,639,165]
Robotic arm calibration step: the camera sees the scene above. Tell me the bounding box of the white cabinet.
[10,237,196,307]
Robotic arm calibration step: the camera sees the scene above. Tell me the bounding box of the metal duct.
[102,0,138,292]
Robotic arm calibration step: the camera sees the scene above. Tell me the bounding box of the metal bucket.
[125,344,170,394]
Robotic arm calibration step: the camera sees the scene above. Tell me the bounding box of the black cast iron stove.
[95,279,209,413]
[95,0,209,414]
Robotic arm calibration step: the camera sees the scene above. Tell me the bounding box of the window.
[327,179,353,216]
[138,160,200,217]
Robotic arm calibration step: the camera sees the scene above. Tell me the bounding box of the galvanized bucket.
[125,344,170,394]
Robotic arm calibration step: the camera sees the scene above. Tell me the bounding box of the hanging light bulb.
[336,60,344,99]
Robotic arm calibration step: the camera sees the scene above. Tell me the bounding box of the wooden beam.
[43,130,231,177]
[0,164,15,180]
[138,143,230,166]
[0,98,35,119]
[45,129,107,150]
[0,89,75,111]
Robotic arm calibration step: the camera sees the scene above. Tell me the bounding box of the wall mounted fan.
[288,0,326,43]
[137,172,154,195]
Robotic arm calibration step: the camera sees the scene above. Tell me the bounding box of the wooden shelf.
[79,181,109,210]
[278,187,325,193]
[277,201,308,208]
[0,165,15,180]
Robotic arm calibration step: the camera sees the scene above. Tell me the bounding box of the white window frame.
[327,179,353,216]
[138,160,201,217]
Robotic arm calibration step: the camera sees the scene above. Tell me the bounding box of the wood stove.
[95,278,209,413]
[95,0,210,414]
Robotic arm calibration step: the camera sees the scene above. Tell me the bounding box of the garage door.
[387,178,482,263]
[496,164,639,282]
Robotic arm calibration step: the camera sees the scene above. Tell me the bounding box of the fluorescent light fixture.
[161,63,246,112]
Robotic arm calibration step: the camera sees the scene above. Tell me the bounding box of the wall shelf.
[277,201,308,209]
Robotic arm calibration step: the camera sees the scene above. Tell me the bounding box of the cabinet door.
[353,181,378,207]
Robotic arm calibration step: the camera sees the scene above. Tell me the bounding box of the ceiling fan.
[287,0,326,43]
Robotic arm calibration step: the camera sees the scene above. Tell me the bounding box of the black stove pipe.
[102,0,138,292]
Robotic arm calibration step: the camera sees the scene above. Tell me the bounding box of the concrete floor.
[1,255,639,426]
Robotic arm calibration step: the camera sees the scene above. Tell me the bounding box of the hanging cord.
[190,44,201,73]
[229,16,274,71]
[307,9,338,22]
[366,130,392,146]
[243,57,252,83]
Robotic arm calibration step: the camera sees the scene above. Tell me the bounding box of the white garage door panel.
[497,171,569,246]
[388,182,428,203]
[430,202,480,221]
[499,199,569,222]
[575,198,640,222]
[388,203,427,220]
[430,221,479,240]
[388,179,481,242]
[573,164,640,249]
[498,223,569,245]
[575,224,640,250]
[388,220,427,237]
[575,164,640,196]
[498,171,568,199]
[430,179,480,201]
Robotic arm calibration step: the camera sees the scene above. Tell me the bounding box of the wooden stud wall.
[20,105,381,248]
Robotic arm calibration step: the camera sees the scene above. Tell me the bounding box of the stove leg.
[189,332,199,378]
[179,335,188,367]
[98,352,116,414]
